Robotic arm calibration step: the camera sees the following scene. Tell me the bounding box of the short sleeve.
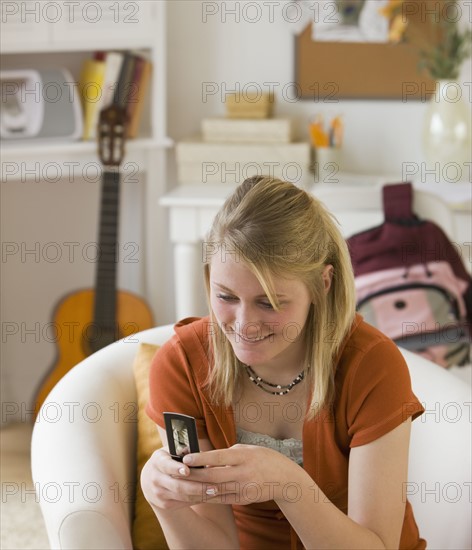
[347,340,424,447]
[145,335,209,439]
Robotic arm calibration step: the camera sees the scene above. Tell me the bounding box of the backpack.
[346,182,471,368]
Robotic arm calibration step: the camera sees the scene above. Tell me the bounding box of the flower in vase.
[417,5,472,80]
[379,0,472,79]
[378,0,408,43]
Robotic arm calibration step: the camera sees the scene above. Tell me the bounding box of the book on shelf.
[100,51,124,113]
[126,54,152,139]
[113,51,135,108]
[176,136,311,185]
[79,57,105,141]
[79,50,152,141]
[201,118,293,143]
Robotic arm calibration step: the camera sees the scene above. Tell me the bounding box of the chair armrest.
[31,339,139,549]
[400,348,472,549]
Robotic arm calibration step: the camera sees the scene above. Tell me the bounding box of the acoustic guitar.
[34,105,154,415]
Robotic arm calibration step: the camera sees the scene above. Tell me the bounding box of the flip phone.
[163,412,201,464]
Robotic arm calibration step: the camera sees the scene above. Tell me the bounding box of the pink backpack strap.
[382,182,414,222]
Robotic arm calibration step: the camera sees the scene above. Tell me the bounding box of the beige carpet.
[1,422,50,550]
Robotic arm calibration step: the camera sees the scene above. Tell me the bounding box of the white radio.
[0,68,83,142]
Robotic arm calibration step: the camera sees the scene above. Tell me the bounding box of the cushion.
[132,343,169,549]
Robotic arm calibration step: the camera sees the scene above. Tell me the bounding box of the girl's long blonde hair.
[203,176,356,419]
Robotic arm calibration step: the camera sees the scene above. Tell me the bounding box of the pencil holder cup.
[313,147,342,184]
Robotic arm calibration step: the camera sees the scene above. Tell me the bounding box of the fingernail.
[183,455,193,464]
[179,467,187,475]
[206,487,218,496]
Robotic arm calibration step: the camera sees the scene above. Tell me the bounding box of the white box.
[176,136,311,186]
[201,118,293,143]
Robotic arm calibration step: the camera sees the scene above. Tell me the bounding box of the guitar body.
[34,288,154,415]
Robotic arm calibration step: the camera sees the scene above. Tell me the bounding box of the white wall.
[166,0,471,177]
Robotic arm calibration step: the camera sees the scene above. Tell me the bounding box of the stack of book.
[176,116,311,186]
[79,50,152,140]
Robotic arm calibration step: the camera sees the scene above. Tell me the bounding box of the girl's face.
[209,253,314,374]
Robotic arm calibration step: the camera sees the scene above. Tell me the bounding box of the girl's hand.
[181,444,301,506]
[140,447,213,511]
[141,443,302,510]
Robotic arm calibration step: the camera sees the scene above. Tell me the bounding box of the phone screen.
[170,417,191,456]
[163,412,201,463]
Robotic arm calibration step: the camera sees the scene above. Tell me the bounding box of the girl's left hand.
[178,444,301,505]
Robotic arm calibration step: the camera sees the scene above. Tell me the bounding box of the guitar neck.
[94,169,120,329]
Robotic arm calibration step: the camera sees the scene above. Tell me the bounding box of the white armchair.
[31,325,472,550]
[31,325,175,550]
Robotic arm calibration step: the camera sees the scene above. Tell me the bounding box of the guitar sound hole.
[83,325,122,355]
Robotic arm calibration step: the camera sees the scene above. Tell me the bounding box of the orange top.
[146,315,426,550]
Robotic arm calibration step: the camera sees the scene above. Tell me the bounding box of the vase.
[422,80,472,172]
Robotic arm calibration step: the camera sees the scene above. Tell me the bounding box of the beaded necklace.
[244,365,305,396]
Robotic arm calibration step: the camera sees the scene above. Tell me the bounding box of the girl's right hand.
[140,447,207,511]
